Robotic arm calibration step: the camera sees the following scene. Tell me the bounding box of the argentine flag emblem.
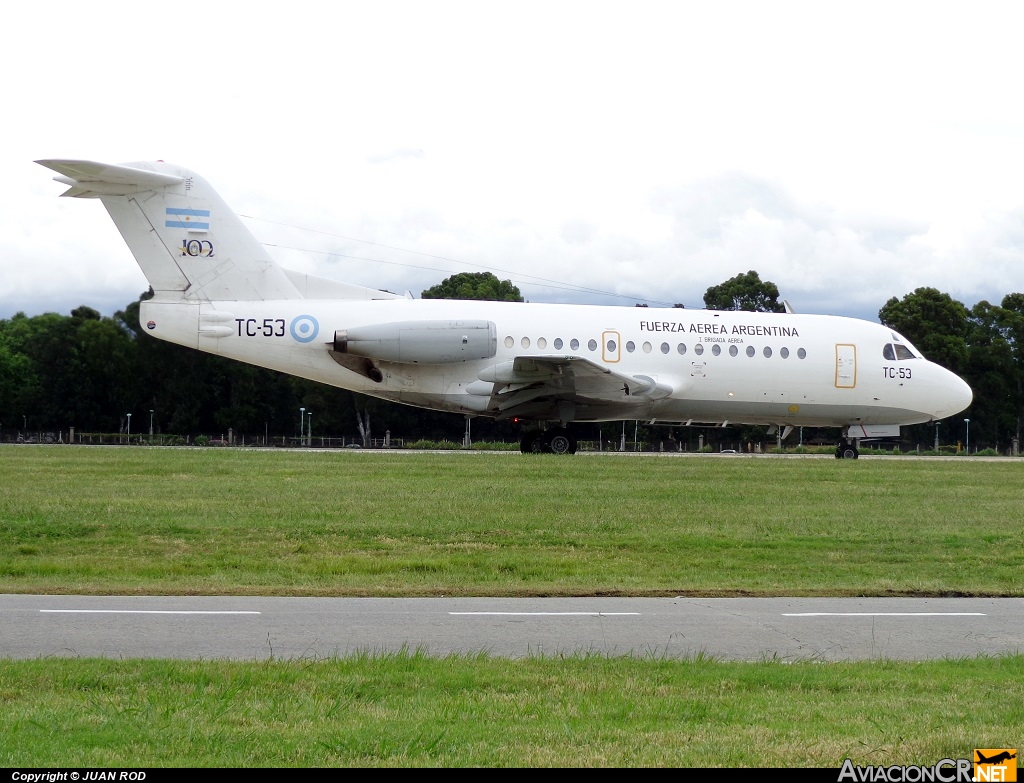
[165,207,210,232]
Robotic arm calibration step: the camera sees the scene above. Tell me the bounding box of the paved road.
[2,595,1021,661]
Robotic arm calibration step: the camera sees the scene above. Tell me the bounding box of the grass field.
[1,445,1022,767]
[1,446,1021,596]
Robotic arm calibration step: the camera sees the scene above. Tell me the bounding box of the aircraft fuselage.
[141,296,971,428]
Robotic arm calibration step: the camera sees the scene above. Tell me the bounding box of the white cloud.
[6,1,1024,322]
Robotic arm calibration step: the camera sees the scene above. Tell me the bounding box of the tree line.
[2,271,1022,451]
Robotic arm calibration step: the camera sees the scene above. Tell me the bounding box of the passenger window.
[883,344,896,361]
[780,347,789,358]
[606,339,616,352]
[588,339,598,351]
[797,348,806,359]
[660,342,669,354]
[521,337,531,349]
[570,338,579,350]
[677,343,686,355]
[643,342,652,353]
[763,346,772,358]
[694,343,704,355]
[712,344,721,356]
[537,337,547,349]
[626,341,635,352]
[554,338,563,350]
[504,336,514,348]
[746,346,755,357]
[729,345,738,357]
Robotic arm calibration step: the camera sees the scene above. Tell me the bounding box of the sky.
[5,0,1024,323]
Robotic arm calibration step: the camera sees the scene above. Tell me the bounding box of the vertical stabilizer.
[36,159,302,302]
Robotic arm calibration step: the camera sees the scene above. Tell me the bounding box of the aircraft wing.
[470,355,672,420]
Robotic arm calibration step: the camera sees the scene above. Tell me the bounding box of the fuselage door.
[835,343,857,388]
[602,330,621,363]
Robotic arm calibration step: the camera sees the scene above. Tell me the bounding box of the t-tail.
[35,159,401,303]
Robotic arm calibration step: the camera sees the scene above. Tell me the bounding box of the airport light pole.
[964,418,970,455]
[126,413,132,438]
[934,421,940,452]
[307,412,312,446]
[149,409,154,437]
[299,407,305,447]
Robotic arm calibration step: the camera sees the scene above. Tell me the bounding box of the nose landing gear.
[835,437,859,459]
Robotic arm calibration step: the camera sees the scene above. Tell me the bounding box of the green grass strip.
[1,653,1022,767]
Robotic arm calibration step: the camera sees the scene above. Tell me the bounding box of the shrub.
[470,441,519,451]
[405,439,462,450]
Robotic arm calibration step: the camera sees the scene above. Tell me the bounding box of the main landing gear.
[520,427,578,455]
[835,437,859,459]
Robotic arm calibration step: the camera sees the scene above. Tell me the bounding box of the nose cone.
[935,368,973,419]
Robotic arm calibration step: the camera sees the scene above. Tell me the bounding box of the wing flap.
[473,355,673,419]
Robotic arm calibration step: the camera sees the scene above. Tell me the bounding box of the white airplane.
[37,159,972,457]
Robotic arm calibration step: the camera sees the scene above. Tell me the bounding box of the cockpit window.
[890,331,923,357]
[884,343,917,360]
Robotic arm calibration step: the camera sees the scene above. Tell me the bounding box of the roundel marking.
[290,314,320,343]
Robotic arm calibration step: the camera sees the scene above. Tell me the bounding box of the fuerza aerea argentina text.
[639,321,800,337]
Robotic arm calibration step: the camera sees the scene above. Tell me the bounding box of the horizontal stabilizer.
[36,159,183,197]
[37,158,304,301]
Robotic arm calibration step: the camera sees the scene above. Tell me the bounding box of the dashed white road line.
[782,612,986,617]
[40,610,261,615]
[449,612,641,616]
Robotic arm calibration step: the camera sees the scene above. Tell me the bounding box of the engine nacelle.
[333,320,497,364]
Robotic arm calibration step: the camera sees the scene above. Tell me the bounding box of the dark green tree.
[0,313,40,433]
[68,309,140,430]
[963,300,1020,450]
[421,272,524,302]
[703,270,786,312]
[0,307,140,433]
[993,293,1024,443]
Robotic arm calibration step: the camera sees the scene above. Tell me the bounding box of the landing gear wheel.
[546,428,577,455]
[835,439,859,459]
